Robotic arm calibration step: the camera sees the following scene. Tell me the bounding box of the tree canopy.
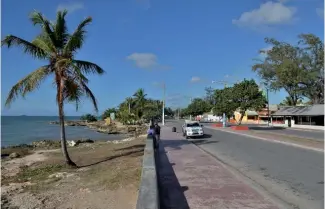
[252,34,324,105]
[102,88,173,124]
[231,79,266,124]
[186,98,212,117]
[101,108,117,120]
[213,87,237,119]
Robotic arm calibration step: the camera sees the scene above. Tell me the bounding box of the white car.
[182,121,204,138]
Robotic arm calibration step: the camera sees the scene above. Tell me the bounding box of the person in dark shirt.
[153,122,161,148]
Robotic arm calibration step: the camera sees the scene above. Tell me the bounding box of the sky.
[1,0,324,116]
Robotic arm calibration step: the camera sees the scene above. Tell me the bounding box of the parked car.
[182,120,204,139]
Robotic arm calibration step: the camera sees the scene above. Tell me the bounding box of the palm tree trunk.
[58,79,76,167]
[128,103,131,114]
[59,102,76,167]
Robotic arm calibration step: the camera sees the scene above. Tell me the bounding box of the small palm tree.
[2,10,105,167]
[125,97,133,114]
[133,88,147,118]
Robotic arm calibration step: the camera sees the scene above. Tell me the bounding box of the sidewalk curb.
[205,126,324,153]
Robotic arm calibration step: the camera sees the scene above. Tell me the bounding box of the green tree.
[252,37,305,106]
[213,87,237,119]
[101,108,117,120]
[125,97,133,114]
[231,79,266,125]
[187,98,212,117]
[164,107,174,117]
[179,107,189,118]
[133,88,147,118]
[116,109,137,125]
[204,86,215,105]
[80,114,97,122]
[298,34,324,104]
[252,34,324,105]
[2,10,104,166]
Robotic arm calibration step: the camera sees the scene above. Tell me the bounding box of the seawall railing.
[136,135,159,209]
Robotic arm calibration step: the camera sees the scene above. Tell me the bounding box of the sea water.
[1,116,126,147]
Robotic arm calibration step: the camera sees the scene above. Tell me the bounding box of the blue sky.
[1,0,324,116]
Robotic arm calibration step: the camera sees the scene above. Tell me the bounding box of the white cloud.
[57,2,84,13]
[127,53,157,69]
[316,8,324,19]
[127,53,170,70]
[232,1,297,29]
[190,76,201,83]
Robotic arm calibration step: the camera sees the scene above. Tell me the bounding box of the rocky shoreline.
[1,121,148,155]
[49,120,148,135]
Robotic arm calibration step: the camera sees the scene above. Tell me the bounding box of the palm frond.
[64,79,83,111]
[63,17,92,55]
[2,35,47,59]
[32,33,56,54]
[29,11,56,47]
[54,10,69,49]
[81,82,98,112]
[73,60,104,75]
[5,65,51,106]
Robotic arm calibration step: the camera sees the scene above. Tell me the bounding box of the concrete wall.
[136,135,159,209]
[291,124,324,130]
[271,120,324,130]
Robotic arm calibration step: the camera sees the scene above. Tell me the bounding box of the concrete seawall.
[136,135,159,209]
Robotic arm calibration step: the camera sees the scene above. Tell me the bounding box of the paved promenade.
[157,126,280,209]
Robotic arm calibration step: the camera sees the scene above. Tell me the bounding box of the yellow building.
[234,110,259,123]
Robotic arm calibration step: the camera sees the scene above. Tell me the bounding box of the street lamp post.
[189,97,193,121]
[162,82,166,126]
[266,88,270,127]
[260,82,270,127]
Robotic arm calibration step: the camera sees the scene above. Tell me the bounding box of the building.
[234,110,259,123]
[271,104,324,130]
[256,105,279,124]
[233,105,279,124]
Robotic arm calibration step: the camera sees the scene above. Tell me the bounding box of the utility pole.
[267,88,270,127]
[162,82,166,126]
[189,97,193,121]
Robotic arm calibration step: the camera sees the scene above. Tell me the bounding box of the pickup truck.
[182,120,204,139]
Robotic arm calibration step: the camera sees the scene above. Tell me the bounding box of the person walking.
[153,122,161,148]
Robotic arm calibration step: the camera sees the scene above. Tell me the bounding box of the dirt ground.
[1,137,146,209]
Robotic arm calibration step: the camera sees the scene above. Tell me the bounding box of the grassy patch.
[2,164,64,186]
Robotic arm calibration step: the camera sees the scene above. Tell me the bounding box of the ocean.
[1,116,126,147]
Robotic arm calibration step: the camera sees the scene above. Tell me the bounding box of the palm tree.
[125,97,133,114]
[2,10,105,167]
[133,88,147,118]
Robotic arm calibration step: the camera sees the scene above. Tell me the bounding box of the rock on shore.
[49,120,87,126]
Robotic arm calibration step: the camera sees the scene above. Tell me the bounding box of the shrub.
[80,114,97,122]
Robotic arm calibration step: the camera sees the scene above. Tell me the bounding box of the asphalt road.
[167,120,324,209]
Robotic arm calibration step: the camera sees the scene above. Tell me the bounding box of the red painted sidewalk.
[157,126,280,209]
